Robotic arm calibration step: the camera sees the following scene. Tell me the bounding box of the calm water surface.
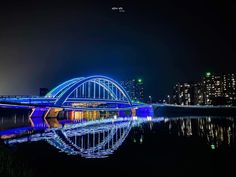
[0,114,236,176]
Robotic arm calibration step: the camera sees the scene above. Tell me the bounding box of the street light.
[167,95,170,104]
[149,95,152,103]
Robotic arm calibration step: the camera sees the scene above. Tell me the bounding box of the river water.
[0,113,235,176]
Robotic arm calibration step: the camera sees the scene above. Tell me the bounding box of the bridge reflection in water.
[2,117,161,158]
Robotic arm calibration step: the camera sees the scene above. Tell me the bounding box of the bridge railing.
[0,95,40,99]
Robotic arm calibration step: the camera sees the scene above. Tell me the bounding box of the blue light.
[52,75,133,107]
[0,75,146,110]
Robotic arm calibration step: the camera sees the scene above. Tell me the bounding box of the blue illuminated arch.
[45,77,85,98]
[48,75,132,106]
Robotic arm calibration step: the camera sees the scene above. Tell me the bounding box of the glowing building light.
[114,115,117,119]
[206,72,211,77]
[140,136,143,144]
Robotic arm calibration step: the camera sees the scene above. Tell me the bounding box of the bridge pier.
[29,107,50,128]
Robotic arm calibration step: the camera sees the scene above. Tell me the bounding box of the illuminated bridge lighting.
[3,117,164,158]
[0,75,134,109]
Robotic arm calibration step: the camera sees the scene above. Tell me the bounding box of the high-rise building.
[202,72,236,105]
[172,82,204,105]
[203,72,223,105]
[222,73,236,102]
[120,79,136,100]
[135,79,144,102]
[170,72,236,106]
[120,78,144,102]
[39,88,49,97]
[190,82,204,105]
[172,83,191,105]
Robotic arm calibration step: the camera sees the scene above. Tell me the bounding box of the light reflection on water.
[0,115,163,158]
[0,113,30,131]
[1,113,236,177]
[164,117,235,149]
[0,111,235,153]
[0,113,236,158]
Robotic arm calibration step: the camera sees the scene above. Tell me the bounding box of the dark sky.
[0,0,235,100]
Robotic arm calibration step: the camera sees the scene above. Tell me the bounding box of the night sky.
[0,0,235,100]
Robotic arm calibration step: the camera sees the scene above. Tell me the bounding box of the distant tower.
[222,73,236,102]
[202,72,223,105]
[135,78,144,102]
[120,78,144,102]
[120,79,136,100]
[39,88,49,97]
[173,83,191,105]
[190,82,204,105]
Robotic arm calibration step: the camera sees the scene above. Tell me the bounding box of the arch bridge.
[0,75,136,109]
[45,75,133,109]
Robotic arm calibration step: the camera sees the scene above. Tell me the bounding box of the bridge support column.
[46,108,63,118]
[44,108,63,128]
[29,107,50,128]
[131,108,136,117]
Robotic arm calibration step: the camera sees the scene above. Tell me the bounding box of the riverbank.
[153,104,236,117]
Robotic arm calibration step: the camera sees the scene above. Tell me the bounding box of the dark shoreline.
[154,104,236,117]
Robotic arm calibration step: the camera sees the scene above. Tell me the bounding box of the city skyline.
[168,72,236,105]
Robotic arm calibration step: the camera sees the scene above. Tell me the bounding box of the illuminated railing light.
[132,116,138,120]
[147,116,152,121]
